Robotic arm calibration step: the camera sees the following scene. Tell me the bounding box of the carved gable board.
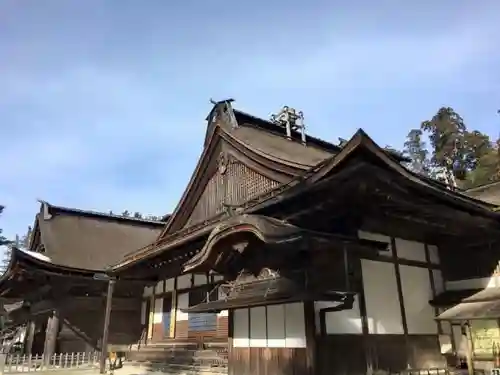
[184,152,280,228]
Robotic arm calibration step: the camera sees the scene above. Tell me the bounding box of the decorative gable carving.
[184,153,280,228]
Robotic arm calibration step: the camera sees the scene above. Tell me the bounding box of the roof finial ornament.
[207,98,237,128]
[270,106,307,145]
[37,199,53,220]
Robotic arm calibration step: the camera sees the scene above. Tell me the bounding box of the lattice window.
[185,159,280,228]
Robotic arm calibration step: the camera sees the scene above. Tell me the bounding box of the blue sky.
[0,0,499,239]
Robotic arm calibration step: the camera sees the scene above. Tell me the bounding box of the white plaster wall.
[176,292,189,321]
[428,244,440,264]
[213,274,224,282]
[285,303,306,348]
[232,303,306,348]
[177,274,192,289]
[395,238,427,262]
[314,298,362,335]
[233,308,250,347]
[155,280,164,295]
[314,301,341,334]
[165,278,175,292]
[267,304,286,347]
[153,298,163,323]
[433,270,444,295]
[399,265,437,334]
[358,231,391,257]
[193,273,208,286]
[362,259,404,334]
[249,306,267,347]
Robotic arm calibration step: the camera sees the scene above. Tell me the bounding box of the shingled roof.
[30,201,165,270]
[113,128,500,273]
[465,181,500,206]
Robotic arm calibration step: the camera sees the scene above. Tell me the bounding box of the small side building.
[0,202,165,358]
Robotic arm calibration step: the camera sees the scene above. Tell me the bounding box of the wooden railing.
[1,351,100,373]
[372,369,450,375]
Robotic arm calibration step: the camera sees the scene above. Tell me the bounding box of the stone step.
[125,348,227,366]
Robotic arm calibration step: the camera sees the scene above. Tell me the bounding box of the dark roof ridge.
[233,109,341,153]
[38,200,168,227]
[232,109,410,163]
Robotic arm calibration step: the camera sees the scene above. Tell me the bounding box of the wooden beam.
[99,279,115,374]
[391,237,410,367]
[24,321,35,355]
[303,301,317,375]
[368,182,500,232]
[43,310,60,366]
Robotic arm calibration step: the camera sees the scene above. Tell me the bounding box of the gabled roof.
[158,101,408,239]
[31,201,165,270]
[248,129,499,218]
[113,128,500,274]
[0,246,103,301]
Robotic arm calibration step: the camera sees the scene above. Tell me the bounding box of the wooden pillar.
[169,290,178,338]
[43,311,60,366]
[24,320,36,355]
[227,309,234,375]
[303,301,317,375]
[464,322,475,375]
[99,279,115,374]
[391,237,410,368]
[357,259,373,374]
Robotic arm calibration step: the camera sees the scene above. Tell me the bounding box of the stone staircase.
[125,341,228,369]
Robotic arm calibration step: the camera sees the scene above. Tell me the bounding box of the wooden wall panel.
[184,157,280,228]
[151,323,163,342]
[217,315,229,338]
[317,335,366,375]
[175,321,188,339]
[229,347,307,375]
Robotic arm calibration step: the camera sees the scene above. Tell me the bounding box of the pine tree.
[0,206,9,247]
[421,107,467,175]
[403,129,430,176]
[0,206,12,274]
[421,107,497,188]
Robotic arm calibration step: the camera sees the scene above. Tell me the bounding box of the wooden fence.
[1,352,100,373]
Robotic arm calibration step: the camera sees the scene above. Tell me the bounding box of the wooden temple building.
[3,100,500,375]
[0,202,164,360]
